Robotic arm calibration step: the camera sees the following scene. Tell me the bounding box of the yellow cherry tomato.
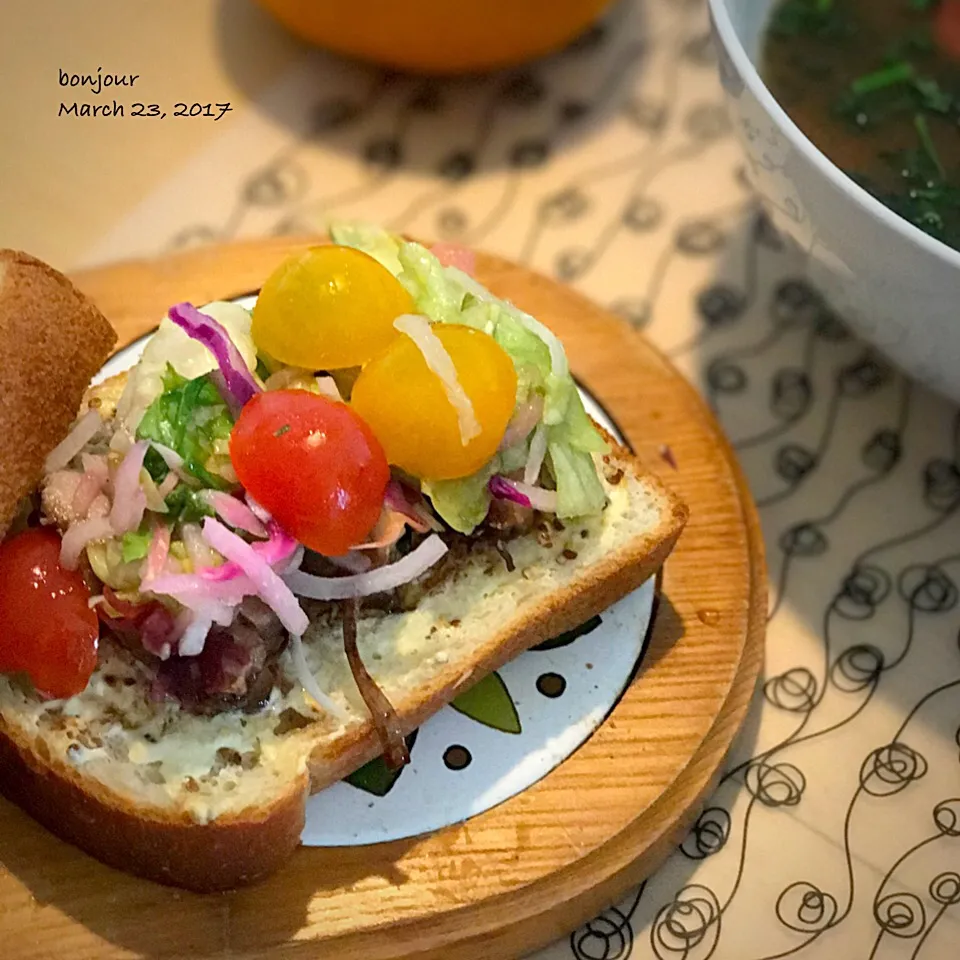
[351,325,517,480]
[252,245,415,370]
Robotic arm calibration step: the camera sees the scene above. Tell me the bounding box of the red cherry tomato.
[230,391,389,556]
[0,528,99,699]
[937,0,960,59]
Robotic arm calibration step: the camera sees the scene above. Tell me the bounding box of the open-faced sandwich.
[0,225,687,891]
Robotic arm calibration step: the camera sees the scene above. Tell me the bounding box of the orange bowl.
[255,0,616,74]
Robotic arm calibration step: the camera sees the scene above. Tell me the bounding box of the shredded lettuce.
[332,222,609,529]
[422,460,498,535]
[548,389,608,455]
[391,241,600,437]
[396,243,468,325]
[136,365,235,492]
[329,220,404,276]
[499,439,530,476]
[546,443,607,519]
[459,299,549,407]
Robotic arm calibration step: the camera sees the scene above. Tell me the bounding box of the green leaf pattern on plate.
[451,672,522,734]
[345,731,419,796]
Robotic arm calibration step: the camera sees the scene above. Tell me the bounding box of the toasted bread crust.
[0,711,308,891]
[0,251,117,537]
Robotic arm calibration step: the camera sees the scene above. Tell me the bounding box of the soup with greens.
[764,0,960,250]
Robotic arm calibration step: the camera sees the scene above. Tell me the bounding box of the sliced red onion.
[285,534,447,601]
[81,453,109,485]
[72,470,104,519]
[524,423,548,485]
[412,499,444,533]
[288,632,348,720]
[316,376,342,401]
[500,395,544,451]
[246,495,272,524]
[168,302,260,411]
[60,517,115,570]
[109,441,148,535]
[146,574,245,609]
[182,523,219,570]
[382,481,412,515]
[75,456,110,516]
[198,520,298,582]
[150,443,184,472]
[140,470,168,513]
[87,493,110,520]
[44,409,102,474]
[158,473,179,498]
[512,480,557,514]
[328,551,373,574]
[259,523,300,567]
[196,561,249,584]
[489,475,531,509]
[349,495,443,549]
[202,518,308,636]
[143,524,171,582]
[408,497,444,533]
[204,491,268,538]
[283,544,305,576]
[110,428,133,456]
[394,314,480,445]
[178,614,213,657]
[489,475,557,513]
[143,573,242,623]
[172,608,195,643]
[383,479,440,533]
[210,370,242,419]
[350,507,409,551]
[196,599,238,628]
[431,242,476,275]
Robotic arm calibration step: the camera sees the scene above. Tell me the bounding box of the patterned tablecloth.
[78,0,960,955]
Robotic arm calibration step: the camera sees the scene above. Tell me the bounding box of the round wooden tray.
[0,239,765,960]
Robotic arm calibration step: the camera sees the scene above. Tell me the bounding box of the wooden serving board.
[0,239,765,960]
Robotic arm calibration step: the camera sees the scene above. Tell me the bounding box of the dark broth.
[764,0,960,250]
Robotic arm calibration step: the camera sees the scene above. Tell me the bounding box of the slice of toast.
[0,251,116,538]
[0,369,686,890]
